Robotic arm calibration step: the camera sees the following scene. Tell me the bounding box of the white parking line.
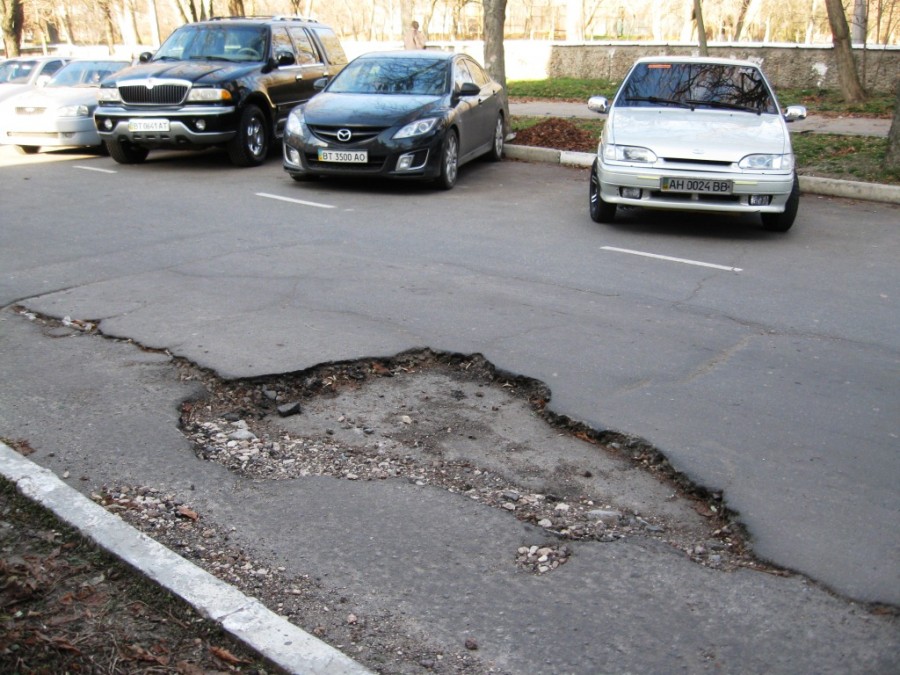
[601,246,743,272]
[256,192,335,209]
[74,165,117,174]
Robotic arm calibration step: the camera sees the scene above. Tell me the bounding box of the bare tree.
[824,0,867,101]
[483,0,506,88]
[1,0,24,55]
[886,78,900,170]
[694,0,708,54]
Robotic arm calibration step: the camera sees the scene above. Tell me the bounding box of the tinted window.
[329,57,448,95]
[464,58,490,87]
[0,60,38,83]
[48,61,128,87]
[310,27,348,66]
[617,62,778,114]
[288,27,319,65]
[155,25,268,62]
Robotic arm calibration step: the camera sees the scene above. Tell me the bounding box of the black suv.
[94,16,347,167]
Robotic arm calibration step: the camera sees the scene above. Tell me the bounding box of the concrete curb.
[0,442,373,675]
[503,145,900,205]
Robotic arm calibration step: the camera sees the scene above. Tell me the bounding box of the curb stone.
[0,442,373,675]
[503,145,900,206]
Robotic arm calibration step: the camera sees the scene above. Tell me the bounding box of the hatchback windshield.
[154,25,269,62]
[328,57,449,96]
[618,62,778,114]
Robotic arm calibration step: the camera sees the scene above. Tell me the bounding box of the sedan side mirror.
[314,77,328,91]
[783,105,808,122]
[139,51,154,63]
[456,82,481,97]
[587,96,610,114]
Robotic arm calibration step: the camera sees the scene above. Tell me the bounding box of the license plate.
[128,119,169,132]
[661,177,732,194]
[318,149,367,163]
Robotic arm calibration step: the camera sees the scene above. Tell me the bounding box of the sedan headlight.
[286,109,305,136]
[56,104,90,118]
[394,117,438,139]
[186,88,232,102]
[602,143,657,164]
[739,153,794,171]
[96,88,121,104]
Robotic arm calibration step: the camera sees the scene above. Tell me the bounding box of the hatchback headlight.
[56,104,90,117]
[394,118,438,139]
[739,153,794,171]
[96,88,121,104]
[187,88,232,102]
[602,143,657,164]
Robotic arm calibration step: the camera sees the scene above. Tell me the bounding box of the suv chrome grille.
[119,82,189,105]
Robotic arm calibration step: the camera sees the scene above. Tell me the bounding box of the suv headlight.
[394,118,438,139]
[187,88,232,102]
[739,153,794,171]
[97,88,121,104]
[602,143,657,164]
[286,109,305,136]
[56,104,90,117]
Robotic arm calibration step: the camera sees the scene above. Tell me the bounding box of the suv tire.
[227,104,269,167]
[107,138,150,164]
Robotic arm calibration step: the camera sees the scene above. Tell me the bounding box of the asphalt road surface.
[1,146,898,670]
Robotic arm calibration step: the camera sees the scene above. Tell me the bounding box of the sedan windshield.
[618,62,778,114]
[48,61,128,87]
[328,58,449,96]
[0,60,38,84]
[154,25,268,62]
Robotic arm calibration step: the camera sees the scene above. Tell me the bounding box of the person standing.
[404,20,426,50]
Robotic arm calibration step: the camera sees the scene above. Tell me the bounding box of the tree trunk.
[1,0,24,57]
[694,0,708,55]
[734,0,752,41]
[885,79,900,171]
[483,0,507,89]
[824,0,867,102]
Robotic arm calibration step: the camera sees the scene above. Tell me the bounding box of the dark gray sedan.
[283,50,508,189]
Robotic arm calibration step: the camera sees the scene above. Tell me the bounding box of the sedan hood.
[111,61,255,86]
[607,108,790,161]
[3,86,98,109]
[303,92,446,126]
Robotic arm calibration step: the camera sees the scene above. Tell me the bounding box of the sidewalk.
[507,100,900,205]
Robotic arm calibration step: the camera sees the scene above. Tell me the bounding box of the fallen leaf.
[176,506,199,521]
[209,645,249,665]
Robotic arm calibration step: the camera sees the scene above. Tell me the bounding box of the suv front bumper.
[95,105,238,146]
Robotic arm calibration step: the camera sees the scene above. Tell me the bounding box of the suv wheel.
[228,104,268,167]
[106,138,149,164]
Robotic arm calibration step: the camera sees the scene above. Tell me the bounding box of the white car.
[588,56,807,232]
[0,59,129,154]
[0,56,69,104]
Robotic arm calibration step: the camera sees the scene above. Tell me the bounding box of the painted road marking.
[256,192,335,209]
[74,165,117,174]
[601,246,743,272]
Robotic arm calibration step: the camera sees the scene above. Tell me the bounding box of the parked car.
[587,56,807,232]
[0,59,130,154]
[0,56,69,104]
[94,15,348,167]
[283,50,508,189]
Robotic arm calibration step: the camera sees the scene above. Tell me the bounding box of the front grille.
[119,82,189,105]
[14,106,45,115]
[308,125,387,144]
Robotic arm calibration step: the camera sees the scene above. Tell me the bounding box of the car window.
[453,59,475,91]
[40,60,66,77]
[271,27,294,62]
[288,27,319,65]
[617,62,778,114]
[309,27,348,67]
[329,57,448,95]
[463,58,490,87]
[0,60,37,83]
[156,25,267,62]
[49,61,128,87]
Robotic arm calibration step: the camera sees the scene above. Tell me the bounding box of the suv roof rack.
[208,15,321,23]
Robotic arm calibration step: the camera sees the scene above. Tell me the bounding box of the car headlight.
[56,104,90,117]
[186,88,232,102]
[286,109,305,136]
[739,153,794,171]
[96,88,121,104]
[602,143,657,163]
[394,117,438,139]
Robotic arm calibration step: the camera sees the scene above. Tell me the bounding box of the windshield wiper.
[189,55,238,63]
[624,96,695,109]
[686,99,761,114]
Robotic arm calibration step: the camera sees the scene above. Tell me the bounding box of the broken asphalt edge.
[0,441,374,675]
[503,145,900,206]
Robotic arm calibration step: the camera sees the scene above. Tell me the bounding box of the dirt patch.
[511,118,598,153]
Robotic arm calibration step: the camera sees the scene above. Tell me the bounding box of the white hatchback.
[588,56,807,232]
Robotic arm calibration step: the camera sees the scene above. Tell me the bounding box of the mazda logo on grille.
[337,128,352,142]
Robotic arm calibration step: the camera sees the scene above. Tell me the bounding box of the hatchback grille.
[308,125,387,144]
[119,82,189,105]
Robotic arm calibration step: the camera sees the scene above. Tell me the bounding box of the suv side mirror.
[275,50,296,67]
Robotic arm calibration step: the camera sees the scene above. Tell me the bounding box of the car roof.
[633,55,761,69]
[356,50,456,62]
[2,55,68,63]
